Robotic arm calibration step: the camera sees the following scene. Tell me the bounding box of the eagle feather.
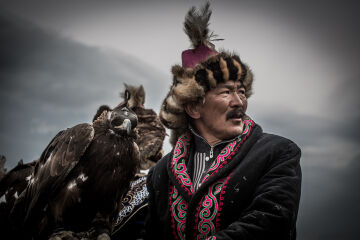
[183,1,223,49]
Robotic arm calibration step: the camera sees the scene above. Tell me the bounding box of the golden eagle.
[10,98,139,240]
[121,84,166,170]
[93,84,166,172]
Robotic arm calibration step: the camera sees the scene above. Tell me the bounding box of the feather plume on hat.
[159,2,254,146]
[183,2,223,49]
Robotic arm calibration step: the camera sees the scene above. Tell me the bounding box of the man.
[146,3,301,240]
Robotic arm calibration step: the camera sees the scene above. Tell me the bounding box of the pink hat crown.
[182,44,218,68]
[181,2,222,68]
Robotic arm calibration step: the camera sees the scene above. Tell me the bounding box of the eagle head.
[110,102,138,135]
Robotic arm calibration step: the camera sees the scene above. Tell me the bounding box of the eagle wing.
[136,109,166,163]
[23,123,94,224]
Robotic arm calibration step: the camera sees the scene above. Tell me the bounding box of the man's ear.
[184,102,201,119]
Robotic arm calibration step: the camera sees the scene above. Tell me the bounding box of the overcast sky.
[0,0,359,239]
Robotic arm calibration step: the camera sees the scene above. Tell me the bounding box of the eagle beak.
[125,119,132,134]
[116,118,131,134]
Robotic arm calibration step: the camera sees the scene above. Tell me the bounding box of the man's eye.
[221,90,230,94]
[238,89,245,95]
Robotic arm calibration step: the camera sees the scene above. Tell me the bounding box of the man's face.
[195,80,248,142]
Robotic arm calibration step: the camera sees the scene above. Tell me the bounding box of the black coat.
[146,120,301,240]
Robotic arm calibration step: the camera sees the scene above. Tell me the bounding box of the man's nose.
[230,92,243,107]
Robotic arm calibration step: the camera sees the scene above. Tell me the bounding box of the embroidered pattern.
[170,186,188,240]
[194,173,233,240]
[171,132,194,195]
[196,179,224,239]
[115,176,148,225]
[216,173,232,230]
[205,237,216,240]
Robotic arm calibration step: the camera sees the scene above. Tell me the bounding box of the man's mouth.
[226,109,245,120]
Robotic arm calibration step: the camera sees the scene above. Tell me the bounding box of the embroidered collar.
[169,116,255,197]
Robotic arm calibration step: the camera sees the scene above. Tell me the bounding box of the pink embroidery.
[194,179,226,239]
[171,132,194,195]
[216,173,233,230]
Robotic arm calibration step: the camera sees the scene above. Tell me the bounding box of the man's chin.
[229,118,243,125]
[231,119,245,131]
[222,123,244,139]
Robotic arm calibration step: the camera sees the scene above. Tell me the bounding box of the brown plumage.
[10,101,139,240]
[92,105,112,122]
[121,84,166,170]
[120,84,145,109]
[0,159,37,239]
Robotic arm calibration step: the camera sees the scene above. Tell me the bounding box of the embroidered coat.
[146,118,301,240]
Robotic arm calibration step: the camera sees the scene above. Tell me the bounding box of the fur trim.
[172,74,205,104]
[159,100,187,129]
[206,69,217,88]
[243,65,254,98]
[219,57,229,81]
[121,84,145,109]
[165,95,184,113]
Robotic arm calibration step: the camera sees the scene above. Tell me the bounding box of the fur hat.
[159,2,254,146]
